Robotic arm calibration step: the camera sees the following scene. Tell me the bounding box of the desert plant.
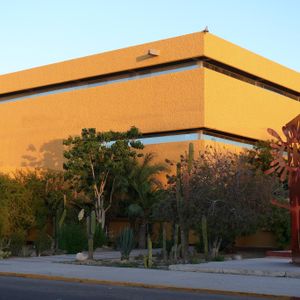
[10,229,26,256]
[34,230,52,256]
[117,227,135,260]
[162,222,167,262]
[0,250,11,259]
[58,223,87,254]
[94,224,107,249]
[86,210,96,259]
[202,215,208,258]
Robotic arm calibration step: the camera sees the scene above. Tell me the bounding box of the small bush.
[35,230,52,256]
[93,225,107,249]
[194,240,203,253]
[0,250,11,259]
[10,230,26,256]
[58,223,87,254]
[212,255,225,262]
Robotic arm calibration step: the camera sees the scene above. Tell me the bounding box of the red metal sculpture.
[266,114,300,263]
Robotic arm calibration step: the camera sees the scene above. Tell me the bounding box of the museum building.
[0,32,299,247]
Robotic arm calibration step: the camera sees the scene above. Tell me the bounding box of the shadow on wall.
[21,139,64,170]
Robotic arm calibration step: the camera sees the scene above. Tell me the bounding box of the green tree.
[0,174,35,255]
[244,142,290,249]
[63,126,143,231]
[157,146,280,260]
[14,169,69,252]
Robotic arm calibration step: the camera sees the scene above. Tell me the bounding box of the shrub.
[10,229,26,256]
[58,223,87,254]
[0,250,11,259]
[93,225,107,249]
[35,230,52,256]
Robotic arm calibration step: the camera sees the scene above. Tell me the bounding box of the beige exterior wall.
[0,31,299,248]
[204,68,300,140]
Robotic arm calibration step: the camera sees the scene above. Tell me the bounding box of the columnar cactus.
[86,210,96,260]
[202,215,208,258]
[118,227,134,261]
[162,222,167,262]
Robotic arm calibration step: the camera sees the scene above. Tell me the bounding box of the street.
[0,276,267,300]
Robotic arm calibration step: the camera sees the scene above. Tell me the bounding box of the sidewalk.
[0,251,300,298]
[169,257,300,278]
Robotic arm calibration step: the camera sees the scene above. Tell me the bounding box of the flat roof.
[1,32,299,94]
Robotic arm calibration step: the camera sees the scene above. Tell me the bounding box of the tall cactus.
[173,223,179,262]
[188,143,194,174]
[162,222,167,262]
[202,215,208,258]
[175,162,183,262]
[86,210,96,260]
[53,194,67,251]
[176,143,194,262]
[118,227,134,261]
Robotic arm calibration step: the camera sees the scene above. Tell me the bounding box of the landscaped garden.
[0,127,290,268]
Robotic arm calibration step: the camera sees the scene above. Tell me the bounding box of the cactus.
[58,208,67,228]
[91,210,96,235]
[202,215,208,258]
[86,210,96,260]
[53,194,68,252]
[188,142,194,174]
[162,222,167,262]
[118,227,134,261]
[173,224,179,262]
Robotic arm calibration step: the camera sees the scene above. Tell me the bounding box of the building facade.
[0,32,299,174]
[0,32,299,173]
[0,32,299,246]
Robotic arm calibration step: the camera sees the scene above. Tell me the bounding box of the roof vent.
[148,49,160,56]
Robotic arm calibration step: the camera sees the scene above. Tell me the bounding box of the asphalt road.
[0,276,270,300]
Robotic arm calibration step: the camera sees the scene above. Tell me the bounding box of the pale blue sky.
[1,0,300,75]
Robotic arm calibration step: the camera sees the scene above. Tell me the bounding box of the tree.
[127,153,167,249]
[14,169,69,252]
[244,141,290,249]
[0,174,35,255]
[157,145,280,260]
[191,147,283,255]
[63,126,143,231]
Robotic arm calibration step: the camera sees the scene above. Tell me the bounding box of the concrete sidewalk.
[170,257,300,278]
[1,252,300,298]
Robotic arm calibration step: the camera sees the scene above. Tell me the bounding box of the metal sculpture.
[266,114,300,263]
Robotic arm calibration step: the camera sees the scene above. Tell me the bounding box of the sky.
[1,0,300,75]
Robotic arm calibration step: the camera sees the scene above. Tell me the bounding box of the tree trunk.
[101,209,105,230]
[147,233,153,268]
[138,222,146,249]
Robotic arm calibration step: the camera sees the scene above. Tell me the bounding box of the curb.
[0,271,291,299]
[169,265,300,279]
